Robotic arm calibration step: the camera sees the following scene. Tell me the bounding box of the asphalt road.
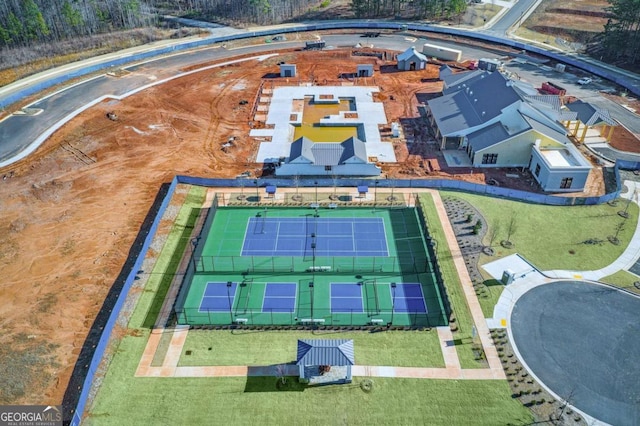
[511,281,640,425]
[482,0,539,36]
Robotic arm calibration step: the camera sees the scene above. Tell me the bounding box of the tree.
[603,0,640,65]
[62,1,84,30]
[0,24,10,45]
[488,220,500,247]
[23,0,50,40]
[506,214,517,243]
[6,12,24,45]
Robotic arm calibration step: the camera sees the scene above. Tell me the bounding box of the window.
[481,153,498,164]
[560,177,573,189]
[534,164,541,177]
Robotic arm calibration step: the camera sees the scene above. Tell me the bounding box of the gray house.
[425,70,593,192]
[275,136,380,176]
[297,339,354,385]
[397,47,427,71]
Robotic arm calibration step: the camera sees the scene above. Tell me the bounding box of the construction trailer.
[422,43,462,62]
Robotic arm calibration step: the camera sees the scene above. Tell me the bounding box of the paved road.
[511,281,640,425]
[482,0,540,36]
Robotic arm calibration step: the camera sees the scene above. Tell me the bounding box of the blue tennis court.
[262,282,297,312]
[199,282,237,312]
[330,283,364,312]
[241,217,388,257]
[391,283,427,313]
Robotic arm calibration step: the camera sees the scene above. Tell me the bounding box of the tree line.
[0,0,157,48]
[603,0,640,67]
[350,0,467,20]
[0,0,472,50]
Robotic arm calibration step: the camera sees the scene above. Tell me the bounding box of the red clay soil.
[0,49,608,408]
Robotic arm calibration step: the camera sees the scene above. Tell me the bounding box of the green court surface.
[174,206,448,328]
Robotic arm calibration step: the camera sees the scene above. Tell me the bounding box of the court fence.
[192,255,432,274]
[175,307,447,328]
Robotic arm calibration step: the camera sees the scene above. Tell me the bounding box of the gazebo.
[296,339,354,385]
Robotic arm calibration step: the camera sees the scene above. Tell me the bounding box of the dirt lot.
[523,0,610,45]
[0,48,615,408]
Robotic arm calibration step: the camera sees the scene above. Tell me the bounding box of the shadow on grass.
[141,206,202,329]
[244,376,307,393]
[484,279,504,287]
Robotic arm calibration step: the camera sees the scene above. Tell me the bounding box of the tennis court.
[242,217,388,257]
[174,205,448,327]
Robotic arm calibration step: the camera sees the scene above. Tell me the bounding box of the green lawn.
[86,331,532,426]
[416,193,481,368]
[600,270,640,294]
[476,279,506,318]
[443,192,639,271]
[179,329,445,367]
[129,186,206,329]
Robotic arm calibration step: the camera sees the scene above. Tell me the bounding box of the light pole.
[374,179,379,211]
[309,281,314,320]
[390,177,395,202]
[314,180,318,204]
[390,282,397,326]
[254,179,259,203]
[226,281,233,324]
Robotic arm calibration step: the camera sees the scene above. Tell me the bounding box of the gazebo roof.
[296,339,355,366]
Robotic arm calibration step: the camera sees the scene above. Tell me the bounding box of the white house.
[275,136,380,176]
[425,69,594,192]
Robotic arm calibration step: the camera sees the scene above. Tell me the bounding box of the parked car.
[577,77,593,85]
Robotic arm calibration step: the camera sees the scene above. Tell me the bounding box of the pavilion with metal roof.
[563,100,618,143]
[296,339,354,385]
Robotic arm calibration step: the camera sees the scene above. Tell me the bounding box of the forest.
[0,0,471,50]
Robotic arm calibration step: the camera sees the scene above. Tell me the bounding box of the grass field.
[600,270,640,294]
[416,194,481,369]
[128,186,207,329]
[475,279,505,318]
[178,329,445,367]
[87,331,532,425]
[442,192,639,271]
